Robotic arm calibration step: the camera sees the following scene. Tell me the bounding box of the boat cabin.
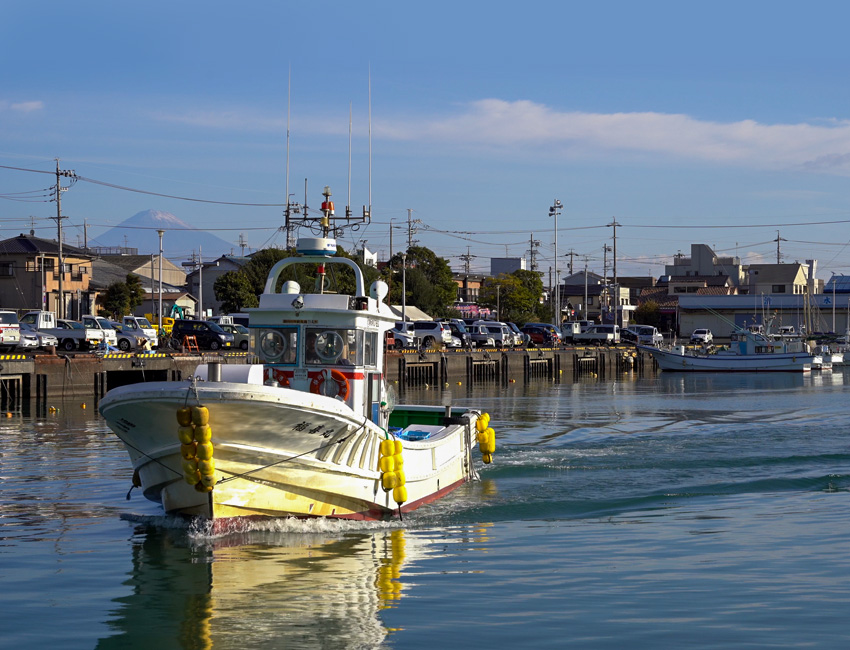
[246,239,397,425]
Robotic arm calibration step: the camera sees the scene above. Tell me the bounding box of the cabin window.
[306,328,361,366]
[772,285,786,293]
[258,327,298,364]
[364,331,378,367]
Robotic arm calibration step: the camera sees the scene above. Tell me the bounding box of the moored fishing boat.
[99,192,494,525]
[639,327,814,372]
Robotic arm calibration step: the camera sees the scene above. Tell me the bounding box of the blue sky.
[4,1,850,280]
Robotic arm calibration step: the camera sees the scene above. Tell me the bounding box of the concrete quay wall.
[0,346,655,409]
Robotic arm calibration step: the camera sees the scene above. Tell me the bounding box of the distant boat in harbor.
[639,327,814,372]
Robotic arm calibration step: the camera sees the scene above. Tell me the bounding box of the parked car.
[467,323,496,348]
[219,323,251,350]
[506,322,527,347]
[521,325,557,346]
[81,315,119,348]
[17,330,39,350]
[573,324,621,345]
[405,321,452,348]
[0,310,21,352]
[690,328,713,344]
[474,321,516,348]
[171,319,234,350]
[107,321,151,351]
[523,322,562,345]
[623,325,663,346]
[388,325,419,350]
[439,319,473,348]
[560,322,582,343]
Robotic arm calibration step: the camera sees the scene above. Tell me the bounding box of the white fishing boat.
[813,344,843,368]
[639,327,814,372]
[99,200,493,526]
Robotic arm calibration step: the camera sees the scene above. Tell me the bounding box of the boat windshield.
[306,328,362,366]
[258,327,298,364]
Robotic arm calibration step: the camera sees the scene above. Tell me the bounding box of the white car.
[690,328,713,344]
[19,326,58,350]
[388,327,419,350]
[17,331,39,349]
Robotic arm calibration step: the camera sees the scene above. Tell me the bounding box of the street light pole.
[157,230,164,334]
[549,199,563,326]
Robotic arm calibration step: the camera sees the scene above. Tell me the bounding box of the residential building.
[0,233,96,318]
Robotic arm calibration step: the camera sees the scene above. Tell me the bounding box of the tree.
[214,245,384,312]
[478,270,544,323]
[386,246,456,317]
[634,300,662,328]
[214,271,259,313]
[126,274,145,312]
[99,282,131,319]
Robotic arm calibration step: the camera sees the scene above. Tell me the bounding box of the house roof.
[0,233,91,258]
[100,254,185,275]
[747,264,805,283]
[90,258,187,293]
[390,305,432,321]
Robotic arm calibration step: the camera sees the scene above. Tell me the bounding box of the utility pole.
[608,218,619,286]
[775,230,786,264]
[565,248,575,276]
[459,246,475,274]
[51,159,75,319]
[527,233,541,272]
[406,209,420,249]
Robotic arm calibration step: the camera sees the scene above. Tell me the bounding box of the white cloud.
[152,98,850,175]
[7,100,44,113]
[380,99,850,173]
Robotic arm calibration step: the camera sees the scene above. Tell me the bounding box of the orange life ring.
[310,369,350,400]
[264,367,290,387]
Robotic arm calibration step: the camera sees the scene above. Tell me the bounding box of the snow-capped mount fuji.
[91,210,239,259]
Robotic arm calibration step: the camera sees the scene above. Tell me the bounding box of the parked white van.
[573,324,621,345]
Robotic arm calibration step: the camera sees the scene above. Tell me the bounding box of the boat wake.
[119,511,403,541]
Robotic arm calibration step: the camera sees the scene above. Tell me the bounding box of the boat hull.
[99,381,478,521]
[640,346,813,372]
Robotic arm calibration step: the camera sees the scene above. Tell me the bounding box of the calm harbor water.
[2,370,850,648]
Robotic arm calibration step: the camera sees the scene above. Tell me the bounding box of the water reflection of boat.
[95,522,416,649]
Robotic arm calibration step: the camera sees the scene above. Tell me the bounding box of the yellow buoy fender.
[181,458,198,476]
[382,471,399,491]
[198,459,215,475]
[191,405,210,426]
[394,439,403,455]
[194,425,212,443]
[180,442,197,460]
[393,485,408,504]
[380,439,395,457]
[379,455,396,473]
[196,442,214,460]
[184,470,201,485]
[178,426,195,444]
[395,470,406,487]
[200,473,217,488]
[176,407,192,426]
[482,453,493,464]
[393,453,404,471]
